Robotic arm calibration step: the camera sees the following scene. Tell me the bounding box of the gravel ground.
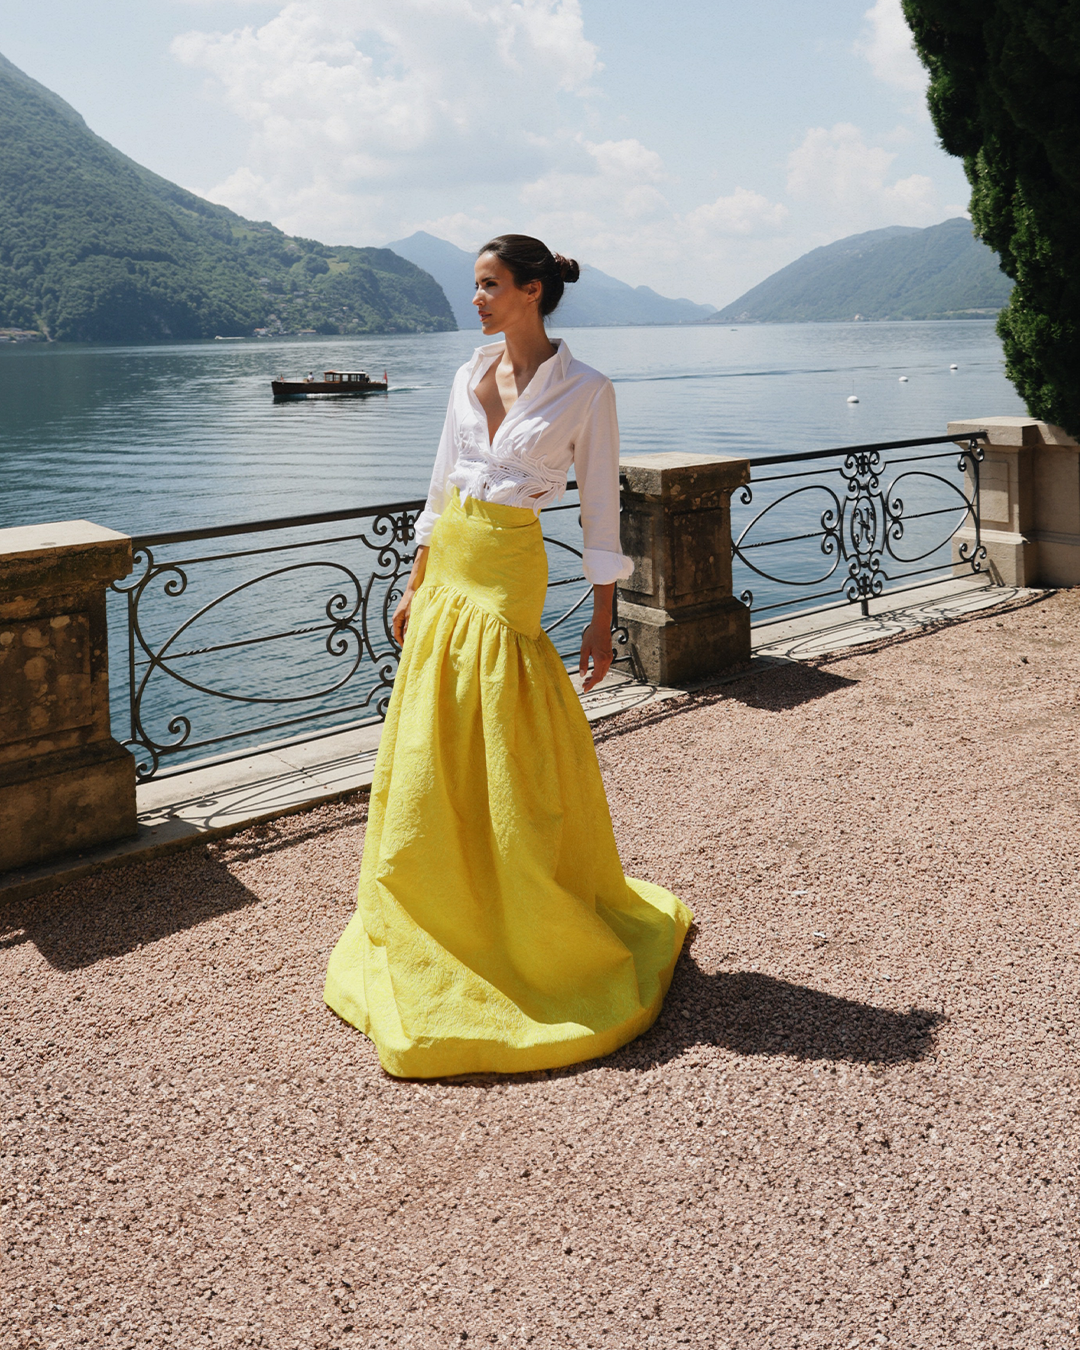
[3,591,1079,1350]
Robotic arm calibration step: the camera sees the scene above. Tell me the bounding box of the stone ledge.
[948,417,1078,448]
[0,520,132,596]
[0,580,1042,906]
[620,452,750,502]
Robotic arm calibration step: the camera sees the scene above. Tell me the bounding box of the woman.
[324,235,692,1078]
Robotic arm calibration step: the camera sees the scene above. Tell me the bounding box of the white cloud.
[415,210,514,252]
[168,0,960,305]
[509,138,789,295]
[686,188,789,237]
[855,0,928,102]
[172,0,602,239]
[787,123,939,232]
[172,4,792,301]
[521,137,669,221]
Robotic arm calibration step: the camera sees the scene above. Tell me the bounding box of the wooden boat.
[271,369,389,400]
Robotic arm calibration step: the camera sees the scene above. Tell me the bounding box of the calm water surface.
[1,321,1023,535]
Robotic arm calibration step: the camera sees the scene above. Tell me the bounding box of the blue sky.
[0,0,971,305]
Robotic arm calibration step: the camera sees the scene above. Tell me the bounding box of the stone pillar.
[949,417,1080,587]
[617,452,751,685]
[0,521,136,872]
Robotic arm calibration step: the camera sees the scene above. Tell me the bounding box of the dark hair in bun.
[478,234,579,317]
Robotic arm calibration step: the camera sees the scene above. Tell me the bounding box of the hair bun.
[553,253,580,284]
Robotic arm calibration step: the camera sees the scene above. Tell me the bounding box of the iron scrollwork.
[110,506,419,781]
[732,434,986,619]
[109,495,610,783]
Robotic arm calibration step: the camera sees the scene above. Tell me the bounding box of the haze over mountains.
[713,218,1012,323]
[387,232,717,330]
[0,51,454,342]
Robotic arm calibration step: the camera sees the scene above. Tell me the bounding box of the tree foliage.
[902,1,1080,433]
[0,52,455,342]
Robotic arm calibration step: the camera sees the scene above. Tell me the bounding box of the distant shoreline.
[0,315,1007,351]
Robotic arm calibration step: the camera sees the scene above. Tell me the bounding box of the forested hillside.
[0,52,455,342]
[713,217,1012,323]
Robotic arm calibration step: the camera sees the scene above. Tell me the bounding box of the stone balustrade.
[950,417,1080,587]
[0,521,135,872]
[617,452,751,685]
[17,424,1071,875]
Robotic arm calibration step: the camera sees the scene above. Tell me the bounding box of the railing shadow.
[725,662,859,712]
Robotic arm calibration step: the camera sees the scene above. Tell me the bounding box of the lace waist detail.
[446,448,568,514]
[445,459,564,510]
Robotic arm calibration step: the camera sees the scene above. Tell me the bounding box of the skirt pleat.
[324,490,692,1077]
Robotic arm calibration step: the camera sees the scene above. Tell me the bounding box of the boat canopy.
[323,370,370,383]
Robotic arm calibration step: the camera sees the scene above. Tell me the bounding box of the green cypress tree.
[901,1,1080,435]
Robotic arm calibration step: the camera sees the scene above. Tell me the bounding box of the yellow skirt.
[323,489,693,1078]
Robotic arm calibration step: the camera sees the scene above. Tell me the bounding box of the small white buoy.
[899,375,909,382]
[847,394,859,403]
[950,363,958,370]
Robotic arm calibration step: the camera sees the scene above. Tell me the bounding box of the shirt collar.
[467,337,572,392]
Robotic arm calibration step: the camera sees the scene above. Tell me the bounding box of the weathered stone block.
[0,742,135,872]
[0,520,136,872]
[0,613,92,745]
[619,597,750,687]
[618,452,751,684]
[949,418,1080,588]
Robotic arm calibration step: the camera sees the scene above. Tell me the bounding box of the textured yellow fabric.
[324,490,693,1078]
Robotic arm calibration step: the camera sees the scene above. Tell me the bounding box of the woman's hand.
[579,620,614,692]
[391,588,416,646]
[579,583,616,692]
[391,545,429,648]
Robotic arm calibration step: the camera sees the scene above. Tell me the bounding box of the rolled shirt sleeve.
[573,380,634,585]
[413,373,461,547]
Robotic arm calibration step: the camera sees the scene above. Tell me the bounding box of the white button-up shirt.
[414,338,633,585]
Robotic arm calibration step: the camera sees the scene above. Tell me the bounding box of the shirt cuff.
[413,507,440,547]
[582,547,634,585]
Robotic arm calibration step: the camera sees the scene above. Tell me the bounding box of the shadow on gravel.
[639,958,943,1067]
[0,852,260,970]
[726,664,858,713]
[593,664,858,747]
[435,960,944,1089]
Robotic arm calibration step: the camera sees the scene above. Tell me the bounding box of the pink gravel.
[2,590,1079,1349]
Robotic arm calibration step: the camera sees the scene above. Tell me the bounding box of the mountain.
[386,231,716,329]
[0,52,455,341]
[712,218,1012,323]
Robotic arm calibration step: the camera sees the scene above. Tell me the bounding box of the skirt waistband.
[446,487,540,530]
[421,489,547,638]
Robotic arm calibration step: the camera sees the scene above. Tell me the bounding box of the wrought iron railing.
[109,433,986,782]
[109,487,602,783]
[732,433,986,622]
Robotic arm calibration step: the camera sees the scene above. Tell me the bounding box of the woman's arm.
[574,380,632,691]
[579,582,615,692]
[573,382,634,588]
[412,372,461,551]
[395,369,461,646]
[391,545,429,646]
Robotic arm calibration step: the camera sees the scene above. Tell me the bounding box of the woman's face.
[473,252,541,335]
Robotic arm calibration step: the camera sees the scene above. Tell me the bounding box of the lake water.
[0,322,1025,776]
[1,320,1023,535]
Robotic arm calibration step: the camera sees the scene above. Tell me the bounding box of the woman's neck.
[499,322,557,380]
